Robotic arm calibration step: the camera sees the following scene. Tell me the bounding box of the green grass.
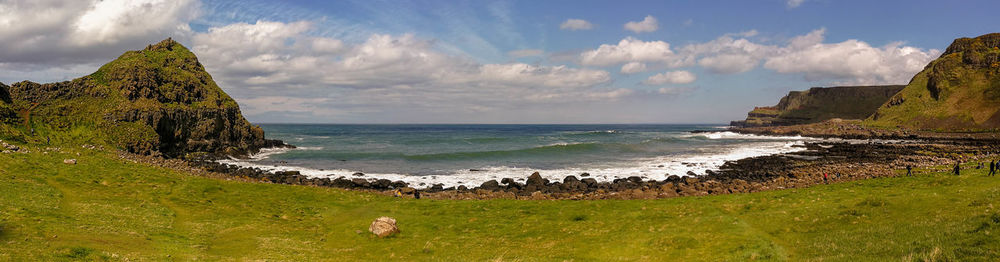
[2,148,1000,261]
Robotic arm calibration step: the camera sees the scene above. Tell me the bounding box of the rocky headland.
[0,39,288,158]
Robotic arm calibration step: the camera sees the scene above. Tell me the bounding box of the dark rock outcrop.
[0,38,286,157]
[732,85,905,127]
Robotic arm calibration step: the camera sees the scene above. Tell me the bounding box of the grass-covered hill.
[0,39,281,158]
[1,145,998,260]
[871,33,1000,131]
[731,85,904,127]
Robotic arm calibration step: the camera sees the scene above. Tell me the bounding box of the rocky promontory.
[871,33,1000,131]
[732,85,904,127]
[0,38,286,158]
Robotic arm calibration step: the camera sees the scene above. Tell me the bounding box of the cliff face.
[871,33,1000,130]
[732,85,905,127]
[0,39,283,157]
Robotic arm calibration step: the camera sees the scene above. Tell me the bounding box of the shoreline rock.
[181,135,1000,200]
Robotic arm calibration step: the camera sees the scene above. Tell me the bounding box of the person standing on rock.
[823,173,828,184]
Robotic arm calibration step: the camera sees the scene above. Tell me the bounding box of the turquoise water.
[220,124,815,187]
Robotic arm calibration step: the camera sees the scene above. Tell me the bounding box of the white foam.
[685,131,815,140]
[218,133,813,189]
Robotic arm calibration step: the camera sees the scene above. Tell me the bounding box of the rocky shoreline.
[174,132,1000,200]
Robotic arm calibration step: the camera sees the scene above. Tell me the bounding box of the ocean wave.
[218,140,809,189]
[684,131,813,140]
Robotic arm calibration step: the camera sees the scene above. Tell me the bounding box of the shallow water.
[219,124,823,188]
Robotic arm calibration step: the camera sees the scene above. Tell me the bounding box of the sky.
[0,0,997,124]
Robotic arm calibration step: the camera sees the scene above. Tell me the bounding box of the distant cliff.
[0,38,284,157]
[731,85,904,127]
[870,33,1000,131]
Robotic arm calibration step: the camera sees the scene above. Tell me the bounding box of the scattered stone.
[369,217,399,238]
[63,159,77,165]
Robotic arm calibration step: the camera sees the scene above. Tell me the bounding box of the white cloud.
[190,20,622,119]
[763,29,941,84]
[698,55,759,74]
[624,15,658,34]
[787,0,806,8]
[560,19,593,31]
[0,0,199,67]
[643,70,696,85]
[620,62,647,74]
[577,27,937,84]
[679,34,776,74]
[507,49,544,58]
[579,37,681,66]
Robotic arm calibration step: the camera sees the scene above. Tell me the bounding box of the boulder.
[369,217,399,238]
[351,178,371,188]
[526,172,548,186]
[63,159,77,165]
[563,175,579,183]
[479,180,501,191]
[580,178,598,186]
[332,177,353,188]
[373,179,393,189]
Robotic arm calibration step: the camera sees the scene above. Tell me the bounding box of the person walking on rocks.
[906,165,912,177]
[954,162,961,176]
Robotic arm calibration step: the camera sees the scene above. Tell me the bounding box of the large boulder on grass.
[369,217,399,238]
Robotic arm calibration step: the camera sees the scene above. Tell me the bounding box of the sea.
[218,124,823,188]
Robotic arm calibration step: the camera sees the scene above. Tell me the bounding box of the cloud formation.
[643,71,696,85]
[624,15,658,33]
[0,0,199,68]
[559,19,593,31]
[620,62,647,74]
[787,0,806,8]
[579,37,680,66]
[189,20,629,119]
[763,29,941,84]
[577,28,939,85]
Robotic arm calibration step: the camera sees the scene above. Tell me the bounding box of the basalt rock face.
[871,33,1000,130]
[0,38,284,157]
[731,85,904,127]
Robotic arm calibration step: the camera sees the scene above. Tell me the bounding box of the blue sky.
[1,0,997,123]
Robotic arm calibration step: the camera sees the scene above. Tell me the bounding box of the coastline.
[174,123,1000,200]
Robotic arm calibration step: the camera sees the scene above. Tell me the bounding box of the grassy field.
[2,147,1000,261]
